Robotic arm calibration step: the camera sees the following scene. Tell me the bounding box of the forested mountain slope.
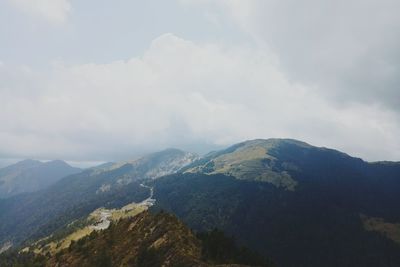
[151,139,400,267]
[1,139,400,267]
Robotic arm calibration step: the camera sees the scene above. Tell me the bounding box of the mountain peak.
[239,138,312,149]
[183,138,369,192]
[44,159,72,168]
[12,159,42,168]
[156,147,187,154]
[184,138,303,190]
[0,159,81,198]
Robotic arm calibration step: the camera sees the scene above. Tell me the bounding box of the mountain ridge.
[149,138,400,267]
[1,138,400,267]
[0,148,197,249]
[1,211,273,267]
[0,159,81,198]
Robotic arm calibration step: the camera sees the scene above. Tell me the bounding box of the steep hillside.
[0,159,81,198]
[152,139,400,267]
[45,211,271,267]
[25,199,152,256]
[1,211,272,267]
[0,149,196,250]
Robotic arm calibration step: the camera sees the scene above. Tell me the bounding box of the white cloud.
[9,0,71,23]
[1,33,399,161]
[183,0,400,112]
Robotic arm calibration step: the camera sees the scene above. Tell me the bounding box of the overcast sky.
[0,0,399,166]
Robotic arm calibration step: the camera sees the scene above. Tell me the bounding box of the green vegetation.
[0,251,46,267]
[362,215,400,244]
[0,147,194,248]
[152,139,400,267]
[7,211,271,267]
[198,228,273,266]
[28,201,150,255]
[184,139,298,190]
[2,139,400,267]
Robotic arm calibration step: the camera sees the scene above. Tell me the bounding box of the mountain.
[1,139,400,267]
[0,149,197,250]
[183,139,306,190]
[0,159,81,198]
[90,148,197,179]
[1,211,272,267]
[150,139,400,267]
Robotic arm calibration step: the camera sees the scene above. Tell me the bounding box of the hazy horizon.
[1,137,399,169]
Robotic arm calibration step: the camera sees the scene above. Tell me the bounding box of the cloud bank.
[1,33,399,161]
[187,0,400,112]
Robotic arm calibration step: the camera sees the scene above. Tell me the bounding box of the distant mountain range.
[0,139,399,267]
[0,159,81,198]
[0,149,197,247]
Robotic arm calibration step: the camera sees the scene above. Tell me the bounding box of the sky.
[0,0,399,166]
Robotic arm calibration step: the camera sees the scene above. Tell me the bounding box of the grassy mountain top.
[184,139,311,190]
[152,138,400,267]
